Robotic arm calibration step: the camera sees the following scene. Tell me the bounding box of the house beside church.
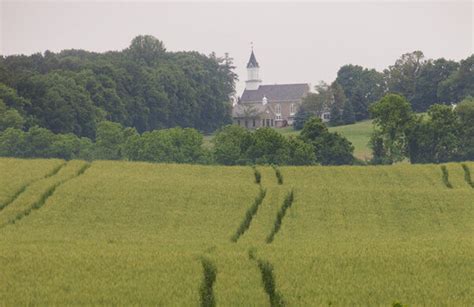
[232,49,311,128]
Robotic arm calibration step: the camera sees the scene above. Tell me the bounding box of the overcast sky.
[1,1,473,95]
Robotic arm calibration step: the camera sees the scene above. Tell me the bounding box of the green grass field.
[0,158,473,305]
[328,120,373,160]
[277,120,373,160]
[204,120,374,160]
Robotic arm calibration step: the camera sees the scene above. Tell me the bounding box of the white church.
[232,49,311,129]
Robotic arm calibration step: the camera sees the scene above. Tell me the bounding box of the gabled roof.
[232,103,275,118]
[241,83,310,103]
[247,50,259,68]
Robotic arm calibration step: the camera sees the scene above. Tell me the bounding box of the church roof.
[240,83,310,103]
[247,50,259,68]
[232,102,275,118]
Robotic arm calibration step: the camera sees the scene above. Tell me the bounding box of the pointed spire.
[247,44,259,68]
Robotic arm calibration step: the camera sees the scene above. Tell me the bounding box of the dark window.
[262,119,265,127]
[237,120,240,126]
[253,119,256,127]
[266,119,270,127]
[245,120,248,128]
[271,119,274,127]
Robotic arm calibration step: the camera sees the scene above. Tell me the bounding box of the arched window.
[275,104,282,120]
[275,104,281,115]
[290,103,296,115]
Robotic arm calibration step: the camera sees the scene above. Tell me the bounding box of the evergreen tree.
[329,82,346,126]
[293,107,312,130]
[342,99,356,125]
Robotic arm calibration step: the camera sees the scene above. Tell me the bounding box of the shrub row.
[0,116,358,166]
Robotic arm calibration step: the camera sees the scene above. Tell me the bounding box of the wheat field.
[0,158,472,305]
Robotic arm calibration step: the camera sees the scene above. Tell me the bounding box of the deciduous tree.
[369,94,413,163]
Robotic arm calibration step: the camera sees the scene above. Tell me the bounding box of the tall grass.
[0,185,27,212]
[0,161,91,229]
[1,160,472,305]
[9,183,58,226]
[0,159,65,211]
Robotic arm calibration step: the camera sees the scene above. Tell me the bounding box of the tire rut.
[0,162,91,229]
[0,162,66,212]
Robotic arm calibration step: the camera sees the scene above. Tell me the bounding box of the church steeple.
[247,50,259,68]
[245,45,262,90]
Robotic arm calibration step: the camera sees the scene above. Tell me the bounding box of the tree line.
[0,35,237,138]
[1,37,472,166]
[295,51,473,128]
[0,118,355,166]
[2,93,471,166]
[369,95,474,164]
[1,40,471,138]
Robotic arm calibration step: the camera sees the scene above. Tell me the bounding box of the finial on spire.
[247,44,259,68]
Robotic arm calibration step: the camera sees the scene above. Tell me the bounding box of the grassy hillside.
[277,120,373,160]
[328,120,373,160]
[0,158,473,305]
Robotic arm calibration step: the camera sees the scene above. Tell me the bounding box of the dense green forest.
[0,35,236,137]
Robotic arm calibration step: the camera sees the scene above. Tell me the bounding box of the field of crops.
[0,158,473,305]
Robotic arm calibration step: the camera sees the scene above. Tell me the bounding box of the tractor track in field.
[0,162,66,212]
[266,189,295,244]
[231,166,267,243]
[249,249,285,307]
[215,165,292,303]
[231,187,267,242]
[461,164,473,188]
[0,162,91,229]
[440,165,453,188]
[252,166,262,184]
[272,165,284,185]
[199,257,217,307]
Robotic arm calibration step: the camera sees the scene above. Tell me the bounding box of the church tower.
[245,48,262,90]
